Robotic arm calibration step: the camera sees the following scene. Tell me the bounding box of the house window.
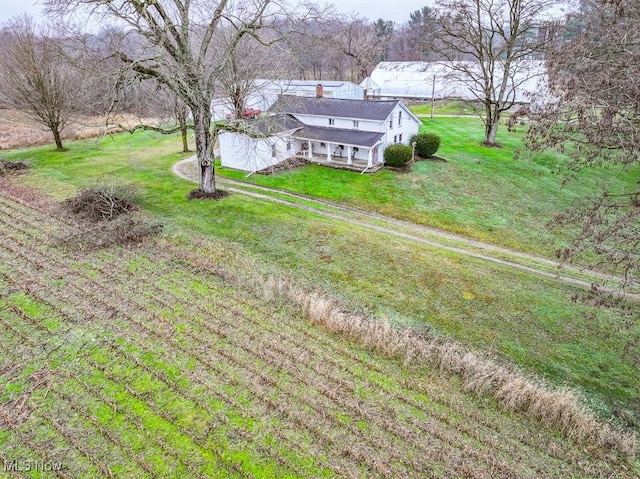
[353,120,359,128]
[398,111,402,127]
[329,118,335,126]
[389,118,393,129]
[399,134,403,142]
[271,144,277,157]
[286,140,291,151]
[393,135,397,143]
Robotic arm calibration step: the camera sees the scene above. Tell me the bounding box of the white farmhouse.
[219,89,421,173]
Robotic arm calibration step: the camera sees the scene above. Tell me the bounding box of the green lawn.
[216,117,637,258]
[5,130,639,429]
[409,100,480,116]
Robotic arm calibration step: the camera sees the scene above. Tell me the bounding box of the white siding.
[384,104,420,147]
[219,132,294,172]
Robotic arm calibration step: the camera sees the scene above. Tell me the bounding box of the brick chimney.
[316,83,324,99]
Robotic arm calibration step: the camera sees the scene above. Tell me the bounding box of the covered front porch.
[297,152,384,173]
[291,125,385,173]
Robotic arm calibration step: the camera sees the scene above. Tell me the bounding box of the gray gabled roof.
[270,95,400,121]
[291,126,384,148]
[223,113,303,136]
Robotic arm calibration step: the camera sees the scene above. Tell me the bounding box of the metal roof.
[270,95,400,121]
[291,125,384,148]
[254,79,356,90]
[362,61,547,102]
[245,114,303,135]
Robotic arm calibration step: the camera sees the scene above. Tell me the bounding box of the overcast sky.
[0,0,435,25]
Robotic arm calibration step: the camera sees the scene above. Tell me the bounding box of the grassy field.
[0,183,637,477]
[215,117,637,258]
[3,131,639,430]
[408,100,480,116]
[0,109,160,151]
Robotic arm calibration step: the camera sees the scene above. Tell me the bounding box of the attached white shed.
[219,114,303,172]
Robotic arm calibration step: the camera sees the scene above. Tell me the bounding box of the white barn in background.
[219,90,421,173]
[361,61,546,103]
[212,79,364,121]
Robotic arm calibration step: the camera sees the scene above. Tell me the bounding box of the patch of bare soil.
[416,155,447,162]
[385,162,413,173]
[187,188,230,200]
[0,159,30,174]
[256,157,309,175]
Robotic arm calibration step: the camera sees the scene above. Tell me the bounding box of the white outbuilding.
[212,80,364,121]
[361,61,546,103]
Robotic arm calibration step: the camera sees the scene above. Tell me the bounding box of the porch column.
[367,149,373,167]
[308,141,313,159]
[326,143,332,162]
[347,146,353,165]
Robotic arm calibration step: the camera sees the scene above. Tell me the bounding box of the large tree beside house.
[432,0,554,146]
[45,0,321,194]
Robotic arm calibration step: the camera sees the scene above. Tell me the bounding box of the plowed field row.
[0,192,633,478]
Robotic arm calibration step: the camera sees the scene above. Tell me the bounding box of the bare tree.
[514,0,639,297]
[0,16,83,150]
[373,19,394,63]
[215,33,275,120]
[334,16,387,83]
[433,0,554,145]
[45,0,319,195]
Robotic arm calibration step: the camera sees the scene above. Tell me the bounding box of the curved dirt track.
[173,157,638,301]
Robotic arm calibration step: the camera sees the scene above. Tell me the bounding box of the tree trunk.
[484,107,501,145]
[52,126,64,150]
[192,105,215,193]
[181,125,189,153]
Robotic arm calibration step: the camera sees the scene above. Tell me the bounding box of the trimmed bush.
[410,132,441,158]
[383,144,413,167]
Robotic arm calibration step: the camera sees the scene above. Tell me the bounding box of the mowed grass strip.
[0,194,636,477]
[3,131,639,429]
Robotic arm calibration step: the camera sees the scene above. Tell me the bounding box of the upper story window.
[329,118,335,126]
[353,120,359,128]
[398,111,402,127]
[389,118,393,129]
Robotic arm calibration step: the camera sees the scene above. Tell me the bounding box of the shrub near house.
[410,132,441,158]
[384,144,413,167]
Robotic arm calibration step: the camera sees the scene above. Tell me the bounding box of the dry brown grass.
[0,109,160,150]
[252,274,638,459]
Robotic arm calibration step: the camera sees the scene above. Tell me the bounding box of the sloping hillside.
[0,185,635,478]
